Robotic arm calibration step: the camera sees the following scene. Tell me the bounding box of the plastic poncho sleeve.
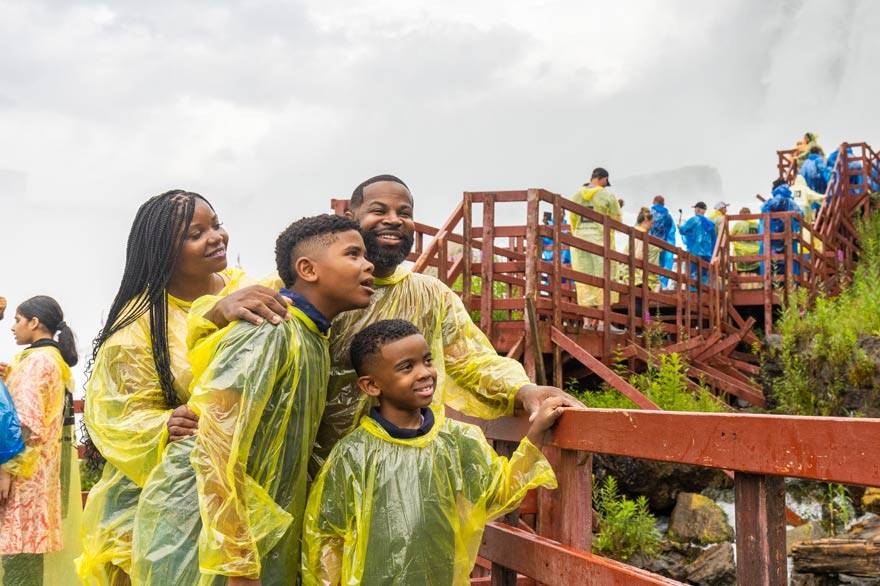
[1,353,61,478]
[459,429,558,520]
[0,379,24,466]
[185,270,270,351]
[568,186,604,231]
[84,338,173,487]
[189,321,295,579]
[300,453,352,586]
[440,286,531,418]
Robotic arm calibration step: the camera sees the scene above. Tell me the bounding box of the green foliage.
[573,353,725,412]
[822,483,855,535]
[592,475,661,561]
[771,214,880,415]
[80,459,102,492]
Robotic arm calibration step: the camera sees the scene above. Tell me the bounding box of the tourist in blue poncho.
[759,179,803,276]
[678,201,716,285]
[0,298,25,467]
[825,146,868,195]
[649,195,676,288]
[799,146,828,194]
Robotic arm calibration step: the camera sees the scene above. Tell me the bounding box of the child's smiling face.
[367,334,436,411]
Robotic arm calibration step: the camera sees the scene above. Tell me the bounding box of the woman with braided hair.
[76,190,275,585]
[0,295,79,586]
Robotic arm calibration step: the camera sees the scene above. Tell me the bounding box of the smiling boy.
[301,319,562,585]
[130,215,375,586]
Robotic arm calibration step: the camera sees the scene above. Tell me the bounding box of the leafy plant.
[573,353,725,412]
[822,483,855,535]
[592,475,661,561]
[770,213,880,415]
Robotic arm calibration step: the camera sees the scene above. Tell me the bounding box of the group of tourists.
[0,176,585,586]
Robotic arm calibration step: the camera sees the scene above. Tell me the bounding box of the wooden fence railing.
[453,406,880,585]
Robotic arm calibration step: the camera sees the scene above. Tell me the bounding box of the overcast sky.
[2,0,878,383]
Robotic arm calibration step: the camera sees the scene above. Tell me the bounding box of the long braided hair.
[82,190,212,466]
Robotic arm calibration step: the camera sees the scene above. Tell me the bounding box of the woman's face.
[172,198,229,281]
[11,312,39,346]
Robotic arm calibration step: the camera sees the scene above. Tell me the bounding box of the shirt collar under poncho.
[27,338,63,353]
[280,288,331,334]
[369,406,435,439]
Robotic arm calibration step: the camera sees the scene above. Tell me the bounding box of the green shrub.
[573,353,725,412]
[771,213,880,415]
[592,475,661,561]
[79,459,102,492]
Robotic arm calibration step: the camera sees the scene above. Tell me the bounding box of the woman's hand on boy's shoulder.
[516,384,585,421]
[207,285,293,329]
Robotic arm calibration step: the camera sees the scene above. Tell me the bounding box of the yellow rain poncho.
[731,219,760,273]
[0,345,82,585]
[620,225,661,290]
[308,267,532,472]
[568,186,622,307]
[301,413,557,585]
[131,306,329,585]
[77,268,250,585]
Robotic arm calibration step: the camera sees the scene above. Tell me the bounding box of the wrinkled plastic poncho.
[825,147,867,193]
[679,215,716,261]
[77,268,250,584]
[799,152,828,194]
[649,203,676,287]
[260,267,531,475]
[707,209,726,229]
[301,414,557,585]
[620,225,660,290]
[731,219,760,272]
[0,345,83,585]
[131,307,329,585]
[790,175,824,223]
[567,186,622,306]
[0,379,24,465]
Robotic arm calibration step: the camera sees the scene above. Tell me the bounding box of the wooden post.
[602,215,613,360]
[481,194,496,339]
[552,196,564,388]
[735,473,787,585]
[627,231,636,345]
[463,193,474,313]
[524,190,540,381]
[491,440,521,586]
[762,213,773,336]
[783,214,792,306]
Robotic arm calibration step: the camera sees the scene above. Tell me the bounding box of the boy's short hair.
[275,214,361,287]
[350,319,421,375]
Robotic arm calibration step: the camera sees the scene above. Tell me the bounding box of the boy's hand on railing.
[526,396,566,449]
[516,384,585,422]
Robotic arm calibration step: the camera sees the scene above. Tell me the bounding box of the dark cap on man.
[693,201,707,210]
[591,167,611,186]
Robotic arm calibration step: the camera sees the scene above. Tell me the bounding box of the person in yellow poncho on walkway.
[131,214,376,585]
[0,296,80,586]
[78,191,265,585]
[731,207,760,277]
[196,174,584,477]
[301,319,561,585]
[568,167,623,330]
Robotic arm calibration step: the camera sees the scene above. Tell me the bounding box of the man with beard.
[310,174,583,470]
[198,174,584,475]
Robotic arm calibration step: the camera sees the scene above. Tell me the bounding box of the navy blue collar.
[370,407,435,439]
[279,288,331,334]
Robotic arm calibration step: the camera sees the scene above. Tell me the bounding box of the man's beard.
[362,229,415,273]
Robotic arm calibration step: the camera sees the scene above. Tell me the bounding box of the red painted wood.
[735,473,787,585]
[480,523,683,585]
[447,408,880,486]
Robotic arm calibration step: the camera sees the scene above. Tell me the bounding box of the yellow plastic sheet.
[301,414,557,585]
[568,186,622,307]
[130,307,329,585]
[77,268,250,584]
[307,267,532,473]
[731,219,760,273]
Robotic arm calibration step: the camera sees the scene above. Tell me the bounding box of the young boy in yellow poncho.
[130,215,375,586]
[301,319,562,585]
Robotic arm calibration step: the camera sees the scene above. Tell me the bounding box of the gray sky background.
[2,0,878,384]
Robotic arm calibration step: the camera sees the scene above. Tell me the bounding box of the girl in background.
[0,296,78,586]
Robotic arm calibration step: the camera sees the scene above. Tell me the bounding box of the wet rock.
[793,514,880,578]
[685,543,736,586]
[788,522,828,554]
[593,455,731,513]
[629,541,701,581]
[862,488,880,515]
[668,492,734,544]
